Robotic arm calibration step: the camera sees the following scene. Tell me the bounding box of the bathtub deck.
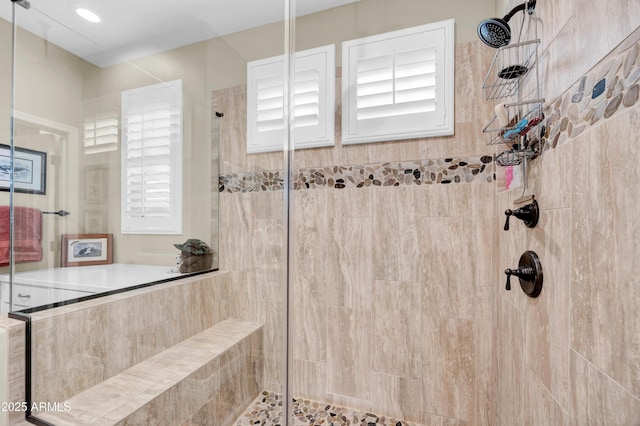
[0,263,184,312]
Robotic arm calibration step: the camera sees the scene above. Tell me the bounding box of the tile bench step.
[35,318,262,426]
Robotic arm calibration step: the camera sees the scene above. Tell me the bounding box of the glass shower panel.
[2,1,223,314]
[288,1,470,425]
[4,0,293,424]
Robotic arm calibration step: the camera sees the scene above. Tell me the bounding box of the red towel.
[0,206,42,266]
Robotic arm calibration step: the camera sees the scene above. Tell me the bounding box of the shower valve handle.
[504,266,534,291]
[503,251,543,297]
[504,210,513,230]
[503,200,539,230]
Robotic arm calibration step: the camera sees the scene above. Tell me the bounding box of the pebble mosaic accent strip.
[235,390,422,426]
[220,170,285,192]
[219,156,495,193]
[543,32,640,150]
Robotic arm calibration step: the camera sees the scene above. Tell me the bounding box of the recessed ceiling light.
[76,8,101,23]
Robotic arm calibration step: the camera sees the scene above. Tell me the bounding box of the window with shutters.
[246,44,335,153]
[83,114,119,154]
[121,79,182,234]
[342,19,454,145]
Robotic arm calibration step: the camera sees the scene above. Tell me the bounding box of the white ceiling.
[0,0,360,67]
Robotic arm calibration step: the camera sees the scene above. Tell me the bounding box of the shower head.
[477,17,512,48]
[477,0,536,48]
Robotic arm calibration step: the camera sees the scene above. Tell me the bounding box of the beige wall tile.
[243,253,285,385]
[326,307,371,400]
[7,322,25,383]
[421,316,475,422]
[326,218,373,310]
[372,187,408,282]
[456,41,489,125]
[447,182,477,218]
[421,217,476,320]
[420,412,469,426]
[413,184,453,218]
[7,377,26,425]
[116,387,174,426]
[214,86,248,173]
[338,144,372,167]
[294,190,329,286]
[474,286,494,426]
[522,209,571,409]
[572,0,640,86]
[327,187,372,218]
[324,393,371,415]
[536,2,575,101]
[295,145,341,170]
[476,184,496,290]
[218,192,252,271]
[394,187,425,282]
[368,140,422,164]
[571,107,640,397]
[291,274,327,363]
[570,350,640,425]
[291,359,327,401]
[371,372,422,423]
[527,141,573,211]
[523,371,569,426]
[372,281,421,379]
[495,297,525,426]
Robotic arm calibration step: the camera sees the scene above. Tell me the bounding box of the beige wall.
[492,0,640,424]
[0,20,91,272]
[1,0,494,268]
[218,0,497,420]
[0,18,227,268]
[0,19,11,147]
[294,0,494,61]
[219,0,640,425]
[5,0,640,424]
[83,45,220,265]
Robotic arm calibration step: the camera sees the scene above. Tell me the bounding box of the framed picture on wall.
[61,234,113,267]
[0,144,47,195]
[84,165,105,204]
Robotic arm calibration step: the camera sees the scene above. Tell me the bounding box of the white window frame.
[121,79,183,235]
[246,44,335,153]
[342,19,455,145]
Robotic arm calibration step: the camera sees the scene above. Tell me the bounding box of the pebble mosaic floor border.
[235,391,422,426]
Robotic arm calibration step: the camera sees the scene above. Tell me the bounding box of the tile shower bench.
[34,318,263,425]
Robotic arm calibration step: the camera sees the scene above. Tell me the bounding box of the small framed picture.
[61,234,113,267]
[0,144,47,195]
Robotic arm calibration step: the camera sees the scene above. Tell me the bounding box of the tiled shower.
[1,0,640,425]
[219,0,640,423]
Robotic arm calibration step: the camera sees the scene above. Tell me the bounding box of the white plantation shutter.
[342,19,454,144]
[247,44,335,153]
[121,79,182,234]
[83,115,118,154]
